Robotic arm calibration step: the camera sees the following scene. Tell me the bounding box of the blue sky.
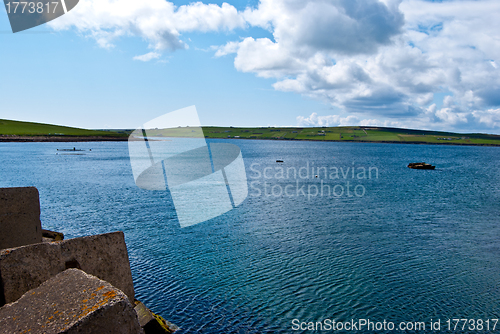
[1,0,500,133]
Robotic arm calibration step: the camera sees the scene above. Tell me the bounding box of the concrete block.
[0,268,144,334]
[0,187,42,249]
[0,232,135,306]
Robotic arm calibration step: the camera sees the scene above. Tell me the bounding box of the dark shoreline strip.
[224,137,500,147]
[1,135,500,147]
[0,136,129,142]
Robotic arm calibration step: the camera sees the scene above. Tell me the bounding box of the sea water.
[1,140,499,333]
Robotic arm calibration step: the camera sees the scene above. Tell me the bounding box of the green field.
[0,119,128,138]
[201,126,500,146]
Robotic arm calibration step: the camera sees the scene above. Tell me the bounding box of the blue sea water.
[1,140,499,333]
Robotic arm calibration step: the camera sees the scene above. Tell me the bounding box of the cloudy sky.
[1,0,500,133]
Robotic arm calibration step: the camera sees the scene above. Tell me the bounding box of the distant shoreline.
[1,135,500,147]
[0,136,129,142]
[2,119,500,146]
[224,137,500,147]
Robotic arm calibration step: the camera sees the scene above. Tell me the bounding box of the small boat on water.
[408,162,435,170]
[276,160,284,163]
[57,148,87,152]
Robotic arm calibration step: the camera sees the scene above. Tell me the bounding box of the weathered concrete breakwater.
[0,187,178,333]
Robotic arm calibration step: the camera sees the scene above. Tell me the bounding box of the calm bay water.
[1,140,499,333]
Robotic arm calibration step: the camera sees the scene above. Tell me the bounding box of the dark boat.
[408,162,435,170]
[57,148,86,152]
[276,160,284,163]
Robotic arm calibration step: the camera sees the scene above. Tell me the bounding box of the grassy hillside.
[200,126,500,146]
[0,119,128,137]
[2,119,499,145]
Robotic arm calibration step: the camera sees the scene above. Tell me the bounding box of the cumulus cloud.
[133,52,161,62]
[245,0,403,55]
[219,0,500,132]
[472,108,500,129]
[297,113,360,127]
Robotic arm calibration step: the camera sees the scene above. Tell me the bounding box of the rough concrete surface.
[0,268,143,334]
[0,232,135,306]
[0,187,42,249]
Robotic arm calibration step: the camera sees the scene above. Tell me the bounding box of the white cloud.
[472,108,500,129]
[49,0,245,51]
[297,113,360,127]
[133,51,161,62]
[227,37,302,78]
[243,0,404,55]
[214,41,240,57]
[230,0,500,132]
[175,2,244,32]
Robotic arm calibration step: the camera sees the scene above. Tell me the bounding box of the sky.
[1,0,500,134]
